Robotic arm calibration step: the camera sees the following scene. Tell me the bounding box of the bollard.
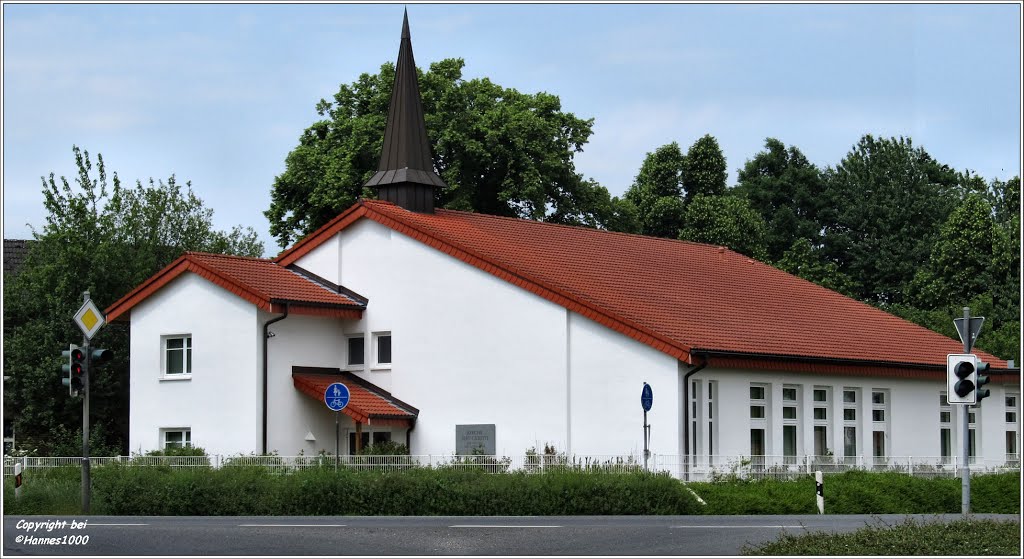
[815,470,824,514]
[14,462,23,499]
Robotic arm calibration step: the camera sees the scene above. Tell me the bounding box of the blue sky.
[3,2,1021,255]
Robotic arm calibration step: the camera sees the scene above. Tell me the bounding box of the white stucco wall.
[128,273,259,455]
[290,219,682,458]
[685,367,1018,464]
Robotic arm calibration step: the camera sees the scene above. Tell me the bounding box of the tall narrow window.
[871,389,889,465]
[1006,394,1020,465]
[782,385,800,464]
[707,381,717,461]
[968,407,978,463]
[750,383,769,465]
[812,386,831,457]
[164,335,192,376]
[842,388,859,464]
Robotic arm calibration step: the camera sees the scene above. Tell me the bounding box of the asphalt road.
[3,514,1018,556]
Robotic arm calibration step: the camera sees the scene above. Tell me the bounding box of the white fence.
[654,454,1022,481]
[4,453,1019,481]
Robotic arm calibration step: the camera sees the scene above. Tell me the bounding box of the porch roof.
[292,368,419,428]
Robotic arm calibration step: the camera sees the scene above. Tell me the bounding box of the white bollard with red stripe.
[14,462,24,499]
[815,470,824,514]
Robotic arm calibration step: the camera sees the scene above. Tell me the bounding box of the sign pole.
[960,306,971,516]
[643,409,649,471]
[335,410,340,472]
[323,382,350,473]
[81,291,91,514]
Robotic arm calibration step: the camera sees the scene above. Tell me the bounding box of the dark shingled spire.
[364,8,445,213]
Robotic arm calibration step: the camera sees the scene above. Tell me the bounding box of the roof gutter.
[693,348,1020,374]
[262,304,290,455]
[681,358,708,482]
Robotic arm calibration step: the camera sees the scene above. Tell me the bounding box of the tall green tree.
[776,238,859,298]
[735,138,826,263]
[3,146,262,454]
[622,142,686,237]
[265,58,607,247]
[819,135,960,305]
[682,134,727,202]
[678,193,769,260]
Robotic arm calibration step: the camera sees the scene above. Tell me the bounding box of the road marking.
[87,523,149,526]
[240,520,348,524]
[669,525,804,529]
[450,525,561,528]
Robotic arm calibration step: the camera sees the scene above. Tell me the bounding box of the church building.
[104,12,1020,476]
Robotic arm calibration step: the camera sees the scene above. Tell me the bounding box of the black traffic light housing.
[975,360,991,403]
[62,344,86,397]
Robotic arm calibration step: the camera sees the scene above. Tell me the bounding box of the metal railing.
[5,453,1020,480]
[653,454,1022,481]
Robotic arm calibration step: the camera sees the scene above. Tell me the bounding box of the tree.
[3,146,262,454]
[621,142,686,238]
[678,194,769,260]
[265,58,607,247]
[682,134,727,202]
[819,135,960,305]
[735,138,826,263]
[776,238,859,298]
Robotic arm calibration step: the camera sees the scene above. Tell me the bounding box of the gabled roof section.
[292,368,419,427]
[105,252,366,322]
[277,200,1015,373]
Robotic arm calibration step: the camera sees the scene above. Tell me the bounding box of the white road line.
[86,523,149,526]
[669,525,804,529]
[450,525,562,528]
[239,520,348,524]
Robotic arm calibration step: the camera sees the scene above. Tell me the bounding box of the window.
[812,386,831,457]
[872,391,885,405]
[844,408,856,421]
[373,332,392,367]
[162,428,191,449]
[750,386,765,400]
[844,426,857,459]
[1007,395,1018,424]
[749,383,769,460]
[872,431,886,462]
[750,405,765,419]
[870,389,889,464]
[783,407,797,419]
[872,410,885,422]
[1006,394,1019,463]
[843,388,859,463]
[349,430,391,455]
[783,425,797,464]
[707,381,718,460]
[843,390,857,403]
[782,387,797,401]
[164,335,192,376]
[750,429,765,457]
[347,336,364,367]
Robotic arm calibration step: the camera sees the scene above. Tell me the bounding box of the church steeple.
[363,9,446,213]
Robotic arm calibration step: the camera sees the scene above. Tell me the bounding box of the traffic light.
[90,348,113,372]
[61,344,86,397]
[947,353,979,405]
[975,360,991,403]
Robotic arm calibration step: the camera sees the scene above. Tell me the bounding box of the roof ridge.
[364,200,737,253]
[185,251,272,262]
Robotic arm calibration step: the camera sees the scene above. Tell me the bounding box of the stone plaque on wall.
[456,424,496,455]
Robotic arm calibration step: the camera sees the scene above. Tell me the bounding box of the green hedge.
[92,466,700,516]
[5,468,1019,516]
[689,471,1019,515]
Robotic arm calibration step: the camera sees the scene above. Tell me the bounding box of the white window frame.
[870,388,889,464]
[781,384,800,464]
[161,334,192,379]
[812,386,831,458]
[161,428,191,449]
[842,387,860,464]
[749,383,770,460]
[1005,393,1019,464]
[940,391,953,463]
[371,331,392,370]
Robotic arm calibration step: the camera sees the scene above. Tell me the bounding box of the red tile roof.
[105,252,365,321]
[292,369,418,427]
[277,200,1014,372]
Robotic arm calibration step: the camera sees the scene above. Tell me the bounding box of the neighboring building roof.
[3,239,35,278]
[276,199,1015,374]
[105,252,366,321]
[292,368,419,428]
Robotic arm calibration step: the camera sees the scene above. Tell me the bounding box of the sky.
[3,2,1021,256]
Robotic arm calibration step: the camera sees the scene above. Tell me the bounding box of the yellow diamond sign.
[74,299,106,340]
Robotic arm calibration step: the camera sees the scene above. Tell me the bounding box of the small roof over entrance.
[292,367,419,428]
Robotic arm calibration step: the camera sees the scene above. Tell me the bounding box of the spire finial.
[363,8,446,213]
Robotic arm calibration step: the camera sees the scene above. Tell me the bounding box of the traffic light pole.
[81,291,91,514]
[960,306,970,516]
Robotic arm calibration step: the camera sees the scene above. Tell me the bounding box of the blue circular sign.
[324,382,350,411]
[641,382,653,412]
